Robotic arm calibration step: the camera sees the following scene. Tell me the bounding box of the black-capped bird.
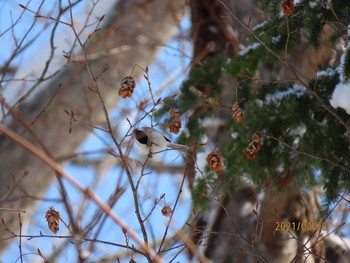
[133,127,188,154]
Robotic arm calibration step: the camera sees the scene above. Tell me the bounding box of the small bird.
[133,127,188,155]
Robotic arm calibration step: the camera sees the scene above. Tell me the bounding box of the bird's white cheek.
[134,141,149,154]
[135,140,163,155]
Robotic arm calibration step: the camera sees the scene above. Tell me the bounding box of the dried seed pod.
[169,109,182,134]
[245,134,262,160]
[206,151,223,171]
[250,134,262,151]
[45,207,60,234]
[169,109,181,120]
[245,147,257,160]
[169,121,181,134]
[161,205,173,217]
[231,102,245,122]
[282,0,294,16]
[118,76,136,98]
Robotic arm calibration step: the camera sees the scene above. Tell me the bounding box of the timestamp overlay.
[275,221,328,231]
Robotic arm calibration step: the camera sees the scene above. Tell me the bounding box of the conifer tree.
[158,0,350,261]
[177,0,350,200]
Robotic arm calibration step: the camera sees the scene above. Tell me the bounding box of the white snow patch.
[324,0,332,9]
[252,21,267,31]
[309,0,318,8]
[329,83,350,114]
[201,134,209,144]
[265,84,306,104]
[238,43,260,56]
[276,164,284,173]
[255,99,264,108]
[279,84,306,98]
[288,123,307,136]
[272,36,281,44]
[337,39,350,82]
[330,82,350,114]
[231,132,239,139]
[293,137,300,146]
[316,68,336,78]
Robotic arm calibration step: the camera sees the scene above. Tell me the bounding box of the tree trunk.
[0,0,185,254]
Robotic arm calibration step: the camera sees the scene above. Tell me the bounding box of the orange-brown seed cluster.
[282,0,294,16]
[245,134,262,160]
[45,207,60,234]
[118,76,136,98]
[169,109,182,134]
[206,151,223,171]
[161,205,173,217]
[231,102,245,122]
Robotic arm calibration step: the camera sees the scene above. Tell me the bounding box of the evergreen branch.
[218,0,350,137]
[265,133,350,174]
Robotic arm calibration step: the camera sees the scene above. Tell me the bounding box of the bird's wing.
[143,127,171,143]
[163,135,171,143]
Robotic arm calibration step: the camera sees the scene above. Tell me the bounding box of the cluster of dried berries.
[118,76,136,98]
[206,151,223,171]
[161,205,173,217]
[245,134,262,160]
[282,0,294,16]
[45,207,60,234]
[168,109,182,134]
[231,102,245,122]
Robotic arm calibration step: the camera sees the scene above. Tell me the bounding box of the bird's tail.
[167,143,189,151]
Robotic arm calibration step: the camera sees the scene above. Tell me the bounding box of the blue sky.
[1,1,194,262]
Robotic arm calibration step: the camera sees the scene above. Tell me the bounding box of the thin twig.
[18,213,23,263]
[0,122,162,263]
